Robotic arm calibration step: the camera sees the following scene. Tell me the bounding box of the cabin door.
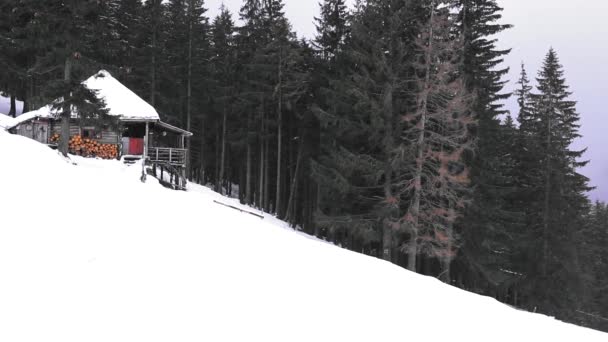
[129,138,144,155]
[122,123,146,156]
[32,122,48,144]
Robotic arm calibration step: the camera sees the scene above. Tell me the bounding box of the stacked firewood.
[50,133,60,143]
[68,135,118,159]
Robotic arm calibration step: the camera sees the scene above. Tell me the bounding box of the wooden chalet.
[7,70,193,190]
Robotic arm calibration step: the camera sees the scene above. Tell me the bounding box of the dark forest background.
[0,0,606,331]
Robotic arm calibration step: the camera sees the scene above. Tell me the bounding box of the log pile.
[50,133,60,144]
[69,135,118,159]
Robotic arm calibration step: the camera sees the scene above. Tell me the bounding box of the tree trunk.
[186,5,193,179]
[8,95,16,117]
[275,47,283,218]
[542,109,552,278]
[219,105,228,194]
[441,257,451,283]
[406,2,435,272]
[246,114,252,204]
[199,116,206,184]
[382,82,395,262]
[258,98,265,209]
[264,135,270,211]
[215,129,221,192]
[59,56,73,157]
[149,0,160,106]
[286,136,304,224]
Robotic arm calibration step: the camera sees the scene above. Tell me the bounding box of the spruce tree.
[399,0,474,277]
[314,0,349,61]
[233,0,266,207]
[0,0,42,114]
[578,202,608,330]
[210,6,237,193]
[29,0,112,156]
[515,63,535,133]
[309,0,351,239]
[456,0,514,294]
[142,0,166,108]
[112,0,147,95]
[527,48,592,316]
[314,0,419,261]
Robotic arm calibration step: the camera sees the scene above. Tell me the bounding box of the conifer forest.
[1,0,606,332]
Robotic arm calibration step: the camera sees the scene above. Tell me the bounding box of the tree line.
[0,0,606,332]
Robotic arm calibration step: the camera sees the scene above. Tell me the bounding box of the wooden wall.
[50,120,121,145]
[13,119,50,144]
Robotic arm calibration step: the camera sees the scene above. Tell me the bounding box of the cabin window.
[82,128,101,139]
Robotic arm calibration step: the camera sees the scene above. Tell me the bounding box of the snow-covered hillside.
[0,130,606,342]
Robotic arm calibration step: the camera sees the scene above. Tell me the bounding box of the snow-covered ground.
[0,130,606,342]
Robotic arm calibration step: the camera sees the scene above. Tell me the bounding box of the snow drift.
[0,130,605,342]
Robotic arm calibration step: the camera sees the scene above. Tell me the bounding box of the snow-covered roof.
[0,113,17,130]
[84,70,160,121]
[13,70,160,127]
[9,106,57,129]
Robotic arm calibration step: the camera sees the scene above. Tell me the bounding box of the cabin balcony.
[148,147,187,167]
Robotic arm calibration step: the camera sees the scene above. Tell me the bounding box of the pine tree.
[526,48,592,316]
[515,63,534,133]
[510,63,544,297]
[314,0,349,61]
[28,0,112,156]
[186,0,211,179]
[399,0,474,277]
[578,202,608,330]
[308,0,352,238]
[210,6,237,193]
[0,0,42,114]
[163,0,189,123]
[142,0,166,108]
[314,0,420,261]
[112,0,147,95]
[232,0,266,207]
[456,0,514,294]
[0,0,18,116]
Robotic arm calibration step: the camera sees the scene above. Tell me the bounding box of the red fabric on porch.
[129,138,144,155]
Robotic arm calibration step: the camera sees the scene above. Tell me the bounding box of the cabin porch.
[124,120,192,190]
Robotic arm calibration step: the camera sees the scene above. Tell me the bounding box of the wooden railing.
[148,147,187,166]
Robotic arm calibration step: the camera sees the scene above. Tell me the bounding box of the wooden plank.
[213,200,264,219]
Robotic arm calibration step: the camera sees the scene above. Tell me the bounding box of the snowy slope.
[0,130,606,342]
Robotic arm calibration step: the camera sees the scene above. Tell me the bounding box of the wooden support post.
[181,135,188,181]
[141,121,149,182]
